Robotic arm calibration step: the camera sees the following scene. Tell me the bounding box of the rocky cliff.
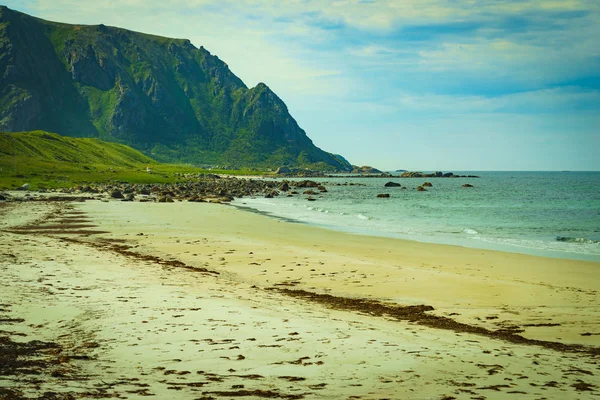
[0,6,351,170]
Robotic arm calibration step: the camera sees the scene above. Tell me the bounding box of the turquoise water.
[233,172,600,261]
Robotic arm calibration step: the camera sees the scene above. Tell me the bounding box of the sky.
[5,0,600,170]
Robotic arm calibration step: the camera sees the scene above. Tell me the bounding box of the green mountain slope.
[0,6,351,171]
[0,130,153,167]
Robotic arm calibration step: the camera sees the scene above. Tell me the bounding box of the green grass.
[0,131,269,190]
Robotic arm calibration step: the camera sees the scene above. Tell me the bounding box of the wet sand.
[0,199,598,399]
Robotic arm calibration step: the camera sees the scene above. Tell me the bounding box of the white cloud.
[358,87,600,115]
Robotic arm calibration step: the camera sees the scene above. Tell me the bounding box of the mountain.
[0,6,351,171]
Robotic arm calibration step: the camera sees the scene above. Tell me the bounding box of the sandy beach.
[1,197,598,399]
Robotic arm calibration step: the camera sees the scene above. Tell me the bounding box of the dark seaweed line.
[59,237,221,276]
[271,288,600,357]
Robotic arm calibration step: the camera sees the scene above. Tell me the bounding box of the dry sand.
[0,198,598,399]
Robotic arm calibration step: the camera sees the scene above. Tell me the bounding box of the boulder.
[317,185,327,192]
[377,193,390,198]
[110,190,124,199]
[279,182,290,192]
[462,184,474,188]
[384,182,401,187]
[422,182,433,187]
[303,190,318,195]
[158,195,173,202]
[276,167,291,174]
[296,180,319,188]
[417,186,427,191]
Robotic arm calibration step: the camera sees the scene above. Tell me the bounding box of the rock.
[317,185,327,192]
[417,186,427,191]
[307,196,316,201]
[422,182,433,187]
[265,193,273,198]
[384,182,401,187]
[158,195,173,202]
[462,184,474,188]
[351,165,383,174]
[18,183,30,190]
[110,190,124,199]
[303,190,318,195]
[377,193,390,198]
[296,180,319,188]
[401,187,407,190]
[400,172,423,178]
[442,172,454,178]
[0,194,6,201]
[276,167,291,174]
[279,182,290,191]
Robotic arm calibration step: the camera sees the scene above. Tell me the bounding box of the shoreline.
[1,199,599,398]
[231,199,600,263]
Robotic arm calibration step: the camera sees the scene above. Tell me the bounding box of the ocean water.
[232,172,600,262]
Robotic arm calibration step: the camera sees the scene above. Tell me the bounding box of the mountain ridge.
[0,6,351,171]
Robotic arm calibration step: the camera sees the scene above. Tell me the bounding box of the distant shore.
[1,198,598,398]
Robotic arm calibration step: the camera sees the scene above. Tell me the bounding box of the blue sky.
[6,0,600,170]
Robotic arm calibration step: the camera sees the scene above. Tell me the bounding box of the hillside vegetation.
[0,131,260,189]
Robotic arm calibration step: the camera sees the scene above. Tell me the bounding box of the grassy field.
[0,131,267,190]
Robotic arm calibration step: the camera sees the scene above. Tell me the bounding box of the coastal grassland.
[0,131,266,190]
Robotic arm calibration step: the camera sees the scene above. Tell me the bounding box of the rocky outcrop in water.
[400,171,479,178]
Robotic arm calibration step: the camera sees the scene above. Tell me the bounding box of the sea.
[232,171,600,262]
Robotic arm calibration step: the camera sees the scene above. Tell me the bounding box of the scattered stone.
[417,186,427,191]
[110,190,124,199]
[384,182,401,187]
[422,182,433,187]
[295,180,319,188]
[462,184,474,188]
[377,193,390,198]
